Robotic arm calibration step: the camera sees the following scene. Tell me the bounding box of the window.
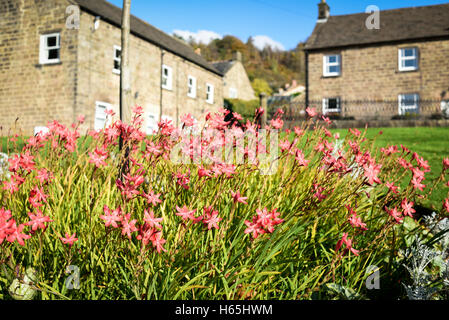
[229,87,238,99]
[187,76,197,98]
[39,33,60,64]
[147,113,158,135]
[206,83,214,104]
[162,65,173,90]
[323,54,341,77]
[398,94,419,115]
[113,45,121,74]
[322,97,341,114]
[94,101,112,131]
[441,100,449,118]
[398,47,418,71]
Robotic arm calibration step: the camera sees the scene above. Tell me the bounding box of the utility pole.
[119,0,131,150]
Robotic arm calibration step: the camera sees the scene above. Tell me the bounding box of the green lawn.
[331,127,449,210]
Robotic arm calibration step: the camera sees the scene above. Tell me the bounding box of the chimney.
[232,51,242,62]
[195,48,201,56]
[318,0,330,22]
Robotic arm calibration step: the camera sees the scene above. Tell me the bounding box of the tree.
[251,78,273,97]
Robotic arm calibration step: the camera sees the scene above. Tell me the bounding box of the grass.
[330,127,449,210]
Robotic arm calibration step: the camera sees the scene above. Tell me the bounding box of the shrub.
[0,107,448,300]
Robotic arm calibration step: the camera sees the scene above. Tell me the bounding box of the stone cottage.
[304,1,449,120]
[0,0,224,135]
[212,52,256,101]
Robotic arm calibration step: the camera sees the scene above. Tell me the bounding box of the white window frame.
[94,101,113,131]
[113,45,121,74]
[206,83,214,104]
[323,54,341,77]
[398,47,418,72]
[39,33,61,65]
[162,65,173,90]
[147,112,159,135]
[187,76,197,98]
[229,87,238,99]
[398,94,420,115]
[322,97,341,114]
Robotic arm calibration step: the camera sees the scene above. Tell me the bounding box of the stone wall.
[0,0,78,135]
[76,10,223,133]
[308,39,449,119]
[222,61,256,101]
[0,0,224,136]
[283,119,449,130]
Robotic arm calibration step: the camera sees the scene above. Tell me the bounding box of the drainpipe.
[305,51,309,110]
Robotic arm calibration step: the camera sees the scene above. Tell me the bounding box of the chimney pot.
[318,0,330,22]
[233,51,242,62]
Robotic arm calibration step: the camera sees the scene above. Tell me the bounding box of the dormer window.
[398,47,418,71]
[323,54,341,77]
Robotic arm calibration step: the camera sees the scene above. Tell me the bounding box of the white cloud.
[252,35,285,51]
[173,29,223,44]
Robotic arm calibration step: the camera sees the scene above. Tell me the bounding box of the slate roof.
[305,3,449,51]
[72,0,222,76]
[211,60,236,74]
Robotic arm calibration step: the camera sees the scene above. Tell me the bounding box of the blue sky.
[107,0,448,50]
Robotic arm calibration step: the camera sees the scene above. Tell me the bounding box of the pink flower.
[121,214,138,239]
[348,213,368,231]
[142,190,162,206]
[175,205,196,221]
[244,221,264,239]
[36,169,53,184]
[132,106,144,115]
[305,107,317,118]
[349,128,361,137]
[144,209,163,229]
[230,190,248,205]
[295,150,310,167]
[336,233,359,256]
[6,222,31,246]
[100,206,123,228]
[363,163,382,185]
[386,182,399,194]
[444,199,449,213]
[313,184,327,202]
[105,109,116,117]
[60,232,78,246]
[386,207,403,223]
[294,127,304,137]
[401,198,416,217]
[77,115,85,124]
[88,146,108,168]
[181,113,195,127]
[151,231,167,253]
[443,158,449,170]
[270,118,284,130]
[26,210,53,231]
[411,176,426,191]
[203,211,222,230]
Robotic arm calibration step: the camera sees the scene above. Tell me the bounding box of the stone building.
[212,52,256,101]
[304,1,449,120]
[0,0,224,135]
